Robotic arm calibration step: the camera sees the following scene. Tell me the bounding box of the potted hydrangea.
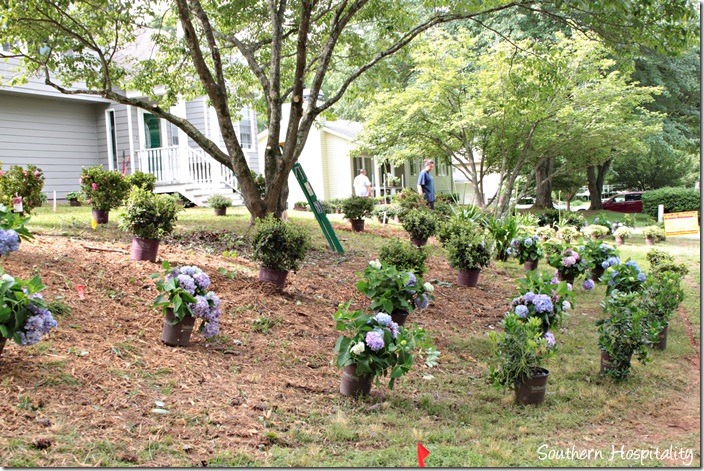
[151,262,221,346]
[401,208,438,246]
[356,260,434,326]
[581,224,610,240]
[546,244,590,285]
[206,194,233,216]
[642,225,666,245]
[580,239,620,282]
[513,270,576,333]
[442,227,493,287]
[333,302,439,397]
[613,226,633,245]
[79,166,131,224]
[0,269,57,355]
[252,215,311,289]
[507,234,544,270]
[488,314,556,405]
[597,291,659,381]
[65,191,82,207]
[604,259,647,296]
[0,204,32,257]
[119,188,182,262]
[341,196,375,232]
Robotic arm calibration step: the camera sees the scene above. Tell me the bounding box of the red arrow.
[417,442,430,467]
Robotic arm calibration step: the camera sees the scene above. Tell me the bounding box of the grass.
[11,204,702,466]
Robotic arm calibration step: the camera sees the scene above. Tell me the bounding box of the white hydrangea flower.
[423,282,434,292]
[350,341,365,355]
[368,259,382,269]
[562,301,571,311]
[1,274,15,282]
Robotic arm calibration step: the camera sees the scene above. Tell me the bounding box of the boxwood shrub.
[642,187,700,218]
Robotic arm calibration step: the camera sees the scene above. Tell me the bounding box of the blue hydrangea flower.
[389,322,400,339]
[543,332,556,348]
[515,305,529,318]
[524,237,533,247]
[532,294,554,314]
[625,260,640,271]
[180,266,201,276]
[374,312,392,326]
[365,331,385,351]
[637,273,646,282]
[415,293,429,309]
[523,291,536,303]
[582,279,595,291]
[0,229,20,256]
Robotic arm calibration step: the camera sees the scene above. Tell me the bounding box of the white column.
[126,106,135,173]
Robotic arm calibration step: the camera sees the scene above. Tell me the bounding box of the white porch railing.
[135,146,239,192]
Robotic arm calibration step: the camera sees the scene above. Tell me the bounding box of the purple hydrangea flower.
[523,292,536,303]
[389,322,400,339]
[415,293,429,309]
[406,272,417,286]
[582,279,595,291]
[532,294,554,314]
[515,305,529,318]
[365,331,385,351]
[551,276,559,284]
[193,272,211,291]
[562,256,576,267]
[176,274,196,295]
[202,320,220,338]
[191,295,210,318]
[0,229,20,255]
[180,266,200,276]
[544,332,556,348]
[205,291,220,308]
[374,312,392,326]
[566,283,573,291]
[511,239,521,249]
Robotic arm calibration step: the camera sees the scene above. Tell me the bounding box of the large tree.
[1,0,697,218]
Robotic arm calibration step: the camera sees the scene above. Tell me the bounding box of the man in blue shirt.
[417,160,435,209]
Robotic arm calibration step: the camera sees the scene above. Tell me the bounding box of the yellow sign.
[663,211,700,236]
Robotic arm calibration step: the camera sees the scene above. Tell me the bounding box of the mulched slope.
[0,234,513,466]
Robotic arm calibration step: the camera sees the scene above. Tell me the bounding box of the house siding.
[0,92,102,197]
[322,133,354,200]
[185,100,205,149]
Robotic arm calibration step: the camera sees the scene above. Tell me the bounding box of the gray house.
[0,53,257,206]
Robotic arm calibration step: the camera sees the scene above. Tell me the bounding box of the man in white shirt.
[353,169,373,197]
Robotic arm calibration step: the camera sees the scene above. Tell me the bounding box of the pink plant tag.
[76,285,86,300]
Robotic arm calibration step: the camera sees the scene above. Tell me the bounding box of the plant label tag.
[12,196,23,213]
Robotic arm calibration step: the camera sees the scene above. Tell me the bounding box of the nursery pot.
[410,237,428,247]
[259,266,289,289]
[340,364,373,397]
[0,337,6,356]
[161,310,196,347]
[131,237,160,262]
[523,259,539,271]
[654,325,668,350]
[214,207,227,216]
[68,199,81,207]
[350,219,365,232]
[391,309,409,327]
[91,208,109,224]
[514,367,549,405]
[557,272,575,285]
[591,267,605,282]
[457,268,481,287]
[614,236,624,246]
[600,350,632,375]
[645,237,655,246]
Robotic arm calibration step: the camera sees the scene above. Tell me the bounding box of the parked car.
[602,191,644,213]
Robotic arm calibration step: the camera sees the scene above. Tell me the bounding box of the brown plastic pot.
[523,259,539,271]
[514,368,549,405]
[654,325,668,350]
[91,208,109,224]
[161,310,196,347]
[350,219,365,232]
[131,237,160,262]
[600,350,632,375]
[0,337,6,356]
[457,268,481,287]
[69,199,81,207]
[259,266,289,289]
[557,272,575,285]
[340,364,372,397]
[591,267,605,282]
[214,207,227,216]
[410,237,428,247]
[391,310,408,327]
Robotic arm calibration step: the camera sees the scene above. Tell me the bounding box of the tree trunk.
[586,159,613,210]
[533,157,554,209]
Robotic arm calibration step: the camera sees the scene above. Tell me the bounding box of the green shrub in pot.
[341,196,375,221]
[252,215,311,272]
[401,208,437,241]
[119,187,182,240]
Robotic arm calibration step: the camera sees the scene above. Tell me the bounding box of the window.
[106,110,117,170]
[239,108,253,149]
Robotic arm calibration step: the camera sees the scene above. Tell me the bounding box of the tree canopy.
[1,0,697,218]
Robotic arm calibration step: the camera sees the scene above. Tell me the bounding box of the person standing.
[353,169,373,197]
[417,160,435,209]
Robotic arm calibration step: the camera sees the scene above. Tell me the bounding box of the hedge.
[642,187,700,218]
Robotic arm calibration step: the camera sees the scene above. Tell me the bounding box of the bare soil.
[0,233,699,466]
